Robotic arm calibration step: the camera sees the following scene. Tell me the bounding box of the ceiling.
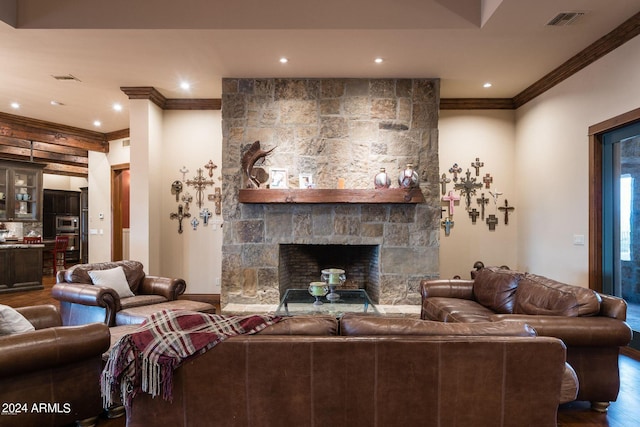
[1,0,640,134]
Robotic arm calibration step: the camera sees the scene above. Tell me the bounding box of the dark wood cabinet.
[0,160,44,222]
[43,189,80,216]
[0,247,43,294]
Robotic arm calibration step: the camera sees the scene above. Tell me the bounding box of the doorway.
[111,164,130,261]
[591,112,640,350]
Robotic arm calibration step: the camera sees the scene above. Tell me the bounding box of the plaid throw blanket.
[101,309,281,409]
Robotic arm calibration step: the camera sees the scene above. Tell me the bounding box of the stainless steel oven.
[56,216,79,233]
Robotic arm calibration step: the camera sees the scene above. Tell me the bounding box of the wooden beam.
[0,112,108,153]
[0,136,88,157]
[106,128,130,141]
[0,144,87,166]
[42,162,88,177]
[440,98,515,110]
[121,87,221,110]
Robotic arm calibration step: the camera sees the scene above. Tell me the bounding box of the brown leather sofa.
[420,266,633,412]
[52,260,189,326]
[119,315,577,427]
[0,305,110,427]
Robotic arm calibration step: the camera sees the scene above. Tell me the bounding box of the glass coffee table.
[275,288,379,317]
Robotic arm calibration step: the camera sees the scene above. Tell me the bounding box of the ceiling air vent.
[546,12,586,26]
[51,74,81,82]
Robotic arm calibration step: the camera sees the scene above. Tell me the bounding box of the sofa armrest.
[598,293,627,320]
[0,323,110,377]
[420,279,474,300]
[490,314,633,347]
[138,276,186,300]
[52,282,120,309]
[15,305,61,329]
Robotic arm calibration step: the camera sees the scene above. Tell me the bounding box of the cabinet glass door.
[0,167,7,220]
[13,168,39,221]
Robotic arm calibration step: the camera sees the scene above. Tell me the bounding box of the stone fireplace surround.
[221,78,441,312]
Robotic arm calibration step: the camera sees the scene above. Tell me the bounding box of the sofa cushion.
[119,294,170,310]
[340,315,536,337]
[422,297,495,323]
[472,267,522,314]
[0,304,35,335]
[63,260,145,293]
[257,315,338,336]
[89,266,135,298]
[514,274,601,317]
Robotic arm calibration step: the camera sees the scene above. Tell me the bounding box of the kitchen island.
[0,241,43,294]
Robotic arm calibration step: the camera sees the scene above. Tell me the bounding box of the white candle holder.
[321,268,346,301]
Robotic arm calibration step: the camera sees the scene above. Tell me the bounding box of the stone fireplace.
[221,78,441,308]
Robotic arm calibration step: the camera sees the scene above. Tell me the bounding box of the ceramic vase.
[374,168,391,189]
[398,163,419,188]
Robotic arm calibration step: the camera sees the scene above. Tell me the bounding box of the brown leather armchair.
[0,305,110,427]
[52,260,186,326]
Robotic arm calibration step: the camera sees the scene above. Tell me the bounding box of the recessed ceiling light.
[10,102,19,109]
[93,120,101,127]
[113,103,123,112]
[279,57,288,64]
[374,58,384,64]
[483,82,493,88]
[50,100,64,106]
[180,81,191,90]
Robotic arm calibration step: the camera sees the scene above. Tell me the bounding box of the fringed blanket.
[101,309,281,409]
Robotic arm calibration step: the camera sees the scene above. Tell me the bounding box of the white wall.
[87,138,130,263]
[515,34,640,287]
[439,110,518,279]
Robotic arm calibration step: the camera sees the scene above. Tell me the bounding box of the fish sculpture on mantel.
[241,140,275,188]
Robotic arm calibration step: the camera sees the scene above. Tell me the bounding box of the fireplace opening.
[278,244,380,303]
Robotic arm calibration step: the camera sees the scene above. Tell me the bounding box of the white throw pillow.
[88,266,135,298]
[0,304,35,336]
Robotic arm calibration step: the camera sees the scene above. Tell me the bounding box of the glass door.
[0,166,7,220]
[602,121,640,350]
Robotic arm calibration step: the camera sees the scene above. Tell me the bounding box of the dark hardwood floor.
[1,275,638,426]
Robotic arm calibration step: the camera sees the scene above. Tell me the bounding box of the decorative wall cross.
[448,163,462,182]
[454,169,483,209]
[204,160,218,178]
[179,166,189,182]
[468,208,480,224]
[200,208,212,226]
[181,192,193,215]
[483,173,493,189]
[171,180,182,202]
[185,168,215,208]
[442,190,460,215]
[477,193,489,220]
[439,173,451,195]
[489,189,503,207]
[190,217,199,231]
[498,199,515,225]
[169,204,190,234]
[486,214,499,231]
[471,157,484,176]
[441,217,454,236]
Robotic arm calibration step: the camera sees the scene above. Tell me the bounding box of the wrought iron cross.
[471,157,484,176]
[169,204,190,234]
[468,208,480,224]
[442,190,460,216]
[498,199,515,225]
[179,166,189,182]
[181,192,193,215]
[204,160,218,178]
[439,173,451,195]
[477,193,489,220]
[486,214,499,231]
[454,169,482,209]
[441,217,454,236]
[185,168,215,209]
[448,163,462,182]
[483,173,493,189]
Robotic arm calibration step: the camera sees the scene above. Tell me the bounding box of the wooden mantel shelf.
[238,188,425,204]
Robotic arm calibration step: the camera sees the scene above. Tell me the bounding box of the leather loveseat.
[118,314,577,427]
[0,305,110,427]
[52,260,195,326]
[420,266,633,412]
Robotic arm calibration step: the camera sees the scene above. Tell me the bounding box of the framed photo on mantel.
[299,173,313,189]
[269,167,288,189]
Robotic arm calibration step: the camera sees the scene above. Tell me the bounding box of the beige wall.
[515,34,640,287]
[43,174,88,191]
[438,110,517,279]
[87,107,222,294]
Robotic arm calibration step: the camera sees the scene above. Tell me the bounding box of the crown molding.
[120,87,221,110]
